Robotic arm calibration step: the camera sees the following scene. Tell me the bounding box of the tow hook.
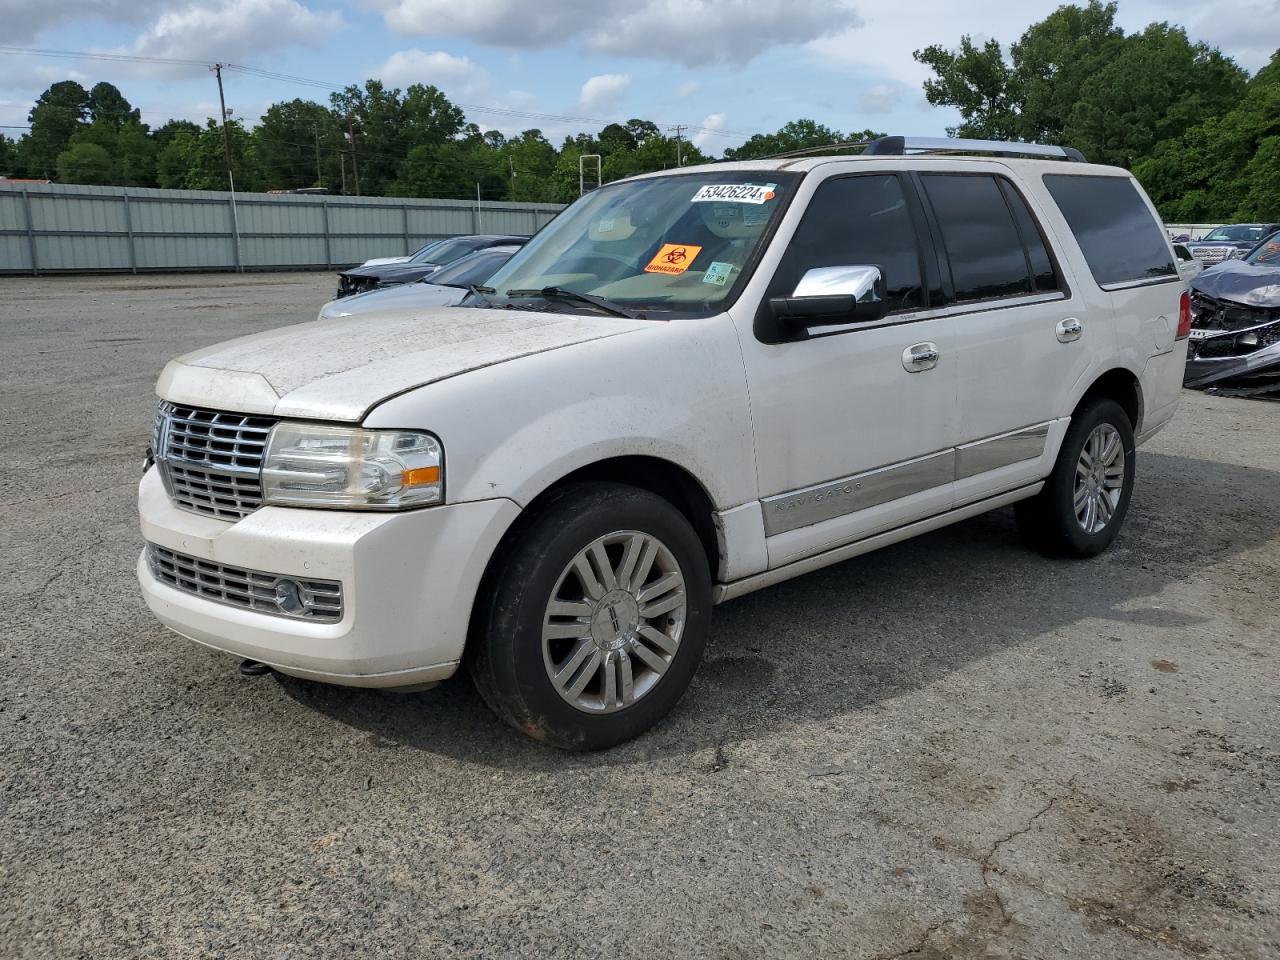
[238,659,274,677]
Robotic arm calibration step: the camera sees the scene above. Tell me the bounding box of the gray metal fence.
[0,183,565,275]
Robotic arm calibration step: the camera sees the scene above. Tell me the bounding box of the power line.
[0,45,755,140]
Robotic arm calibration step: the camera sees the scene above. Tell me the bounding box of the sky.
[0,0,1277,155]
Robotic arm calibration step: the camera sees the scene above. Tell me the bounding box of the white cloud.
[691,112,727,151]
[578,73,631,112]
[1189,1,1280,71]
[676,81,700,98]
[374,50,491,99]
[859,82,903,113]
[126,0,341,65]
[0,0,159,44]
[372,0,861,65]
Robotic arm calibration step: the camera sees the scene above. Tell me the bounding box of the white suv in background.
[138,136,1190,749]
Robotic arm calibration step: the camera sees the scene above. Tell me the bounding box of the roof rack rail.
[864,136,1087,162]
[760,136,1087,163]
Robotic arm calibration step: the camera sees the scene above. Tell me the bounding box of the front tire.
[1015,397,1136,558]
[468,483,712,750]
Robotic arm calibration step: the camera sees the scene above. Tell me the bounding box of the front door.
[735,172,959,569]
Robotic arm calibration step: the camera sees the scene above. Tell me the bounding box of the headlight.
[262,423,443,510]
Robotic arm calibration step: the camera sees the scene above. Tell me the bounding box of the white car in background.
[356,239,444,269]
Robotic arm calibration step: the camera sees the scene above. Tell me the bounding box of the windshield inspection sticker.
[645,243,703,275]
[691,183,776,204]
[702,261,733,286]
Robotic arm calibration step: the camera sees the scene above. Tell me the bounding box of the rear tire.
[1015,397,1135,558]
[467,482,712,750]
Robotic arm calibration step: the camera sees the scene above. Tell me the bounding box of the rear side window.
[1043,175,1176,286]
[772,174,925,313]
[921,174,1036,303]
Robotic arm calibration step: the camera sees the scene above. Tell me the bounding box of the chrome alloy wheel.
[1074,423,1125,535]
[541,531,687,714]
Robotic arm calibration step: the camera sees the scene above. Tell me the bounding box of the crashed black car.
[1184,231,1280,398]
[336,234,526,298]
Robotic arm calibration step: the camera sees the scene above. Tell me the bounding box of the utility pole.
[346,117,360,196]
[211,63,242,272]
[476,182,482,231]
[672,124,687,166]
[340,153,347,195]
[509,157,516,199]
[313,127,323,189]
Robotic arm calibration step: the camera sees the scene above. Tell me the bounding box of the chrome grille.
[1191,246,1233,264]
[146,544,343,622]
[156,402,276,520]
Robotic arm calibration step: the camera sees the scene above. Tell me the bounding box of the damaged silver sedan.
[1185,233,1280,398]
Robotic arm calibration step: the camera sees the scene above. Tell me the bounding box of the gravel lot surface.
[1,273,1277,960]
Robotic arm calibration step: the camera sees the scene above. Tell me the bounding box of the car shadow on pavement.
[272,451,1276,768]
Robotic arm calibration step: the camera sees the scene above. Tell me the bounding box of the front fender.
[364,318,759,512]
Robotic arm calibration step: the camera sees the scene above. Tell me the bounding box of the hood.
[359,255,412,268]
[157,307,650,422]
[319,282,463,319]
[1190,259,1280,306]
[344,261,440,281]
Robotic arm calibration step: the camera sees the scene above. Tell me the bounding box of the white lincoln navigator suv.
[138,137,1190,749]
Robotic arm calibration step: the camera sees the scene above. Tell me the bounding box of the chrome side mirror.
[769,265,888,327]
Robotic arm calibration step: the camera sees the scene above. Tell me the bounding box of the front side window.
[922,174,1037,303]
[769,174,925,314]
[1043,174,1176,287]
[476,171,800,317]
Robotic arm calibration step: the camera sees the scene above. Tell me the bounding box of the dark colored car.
[1184,230,1280,397]
[336,234,527,298]
[1185,223,1280,265]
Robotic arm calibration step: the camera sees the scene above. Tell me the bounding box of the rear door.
[916,169,1104,505]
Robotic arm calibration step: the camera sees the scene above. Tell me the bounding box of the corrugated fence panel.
[0,183,563,275]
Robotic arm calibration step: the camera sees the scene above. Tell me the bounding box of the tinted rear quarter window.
[1043,175,1175,287]
[998,180,1059,293]
[921,174,1034,303]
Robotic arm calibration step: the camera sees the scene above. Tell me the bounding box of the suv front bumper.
[136,467,519,687]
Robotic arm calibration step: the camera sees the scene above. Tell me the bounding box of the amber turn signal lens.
[402,466,441,487]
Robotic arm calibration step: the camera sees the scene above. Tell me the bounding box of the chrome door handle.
[1056,317,1083,342]
[902,342,940,372]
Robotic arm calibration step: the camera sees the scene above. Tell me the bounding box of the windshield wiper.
[505,286,646,320]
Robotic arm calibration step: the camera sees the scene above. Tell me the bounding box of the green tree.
[501,129,559,202]
[0,133,14,176]
[1133,52,1280,221]
[87,82,140,126]
[21,80,91,179]
[723,120,878,160]
[254,99,340,190]
[155,129,197,188]
[913,2,1247,166]
[55,141,114,184]
[329,80,465,195]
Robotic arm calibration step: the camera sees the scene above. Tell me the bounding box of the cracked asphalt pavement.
[1,273,1278,959]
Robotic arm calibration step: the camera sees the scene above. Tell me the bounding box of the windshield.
[475,171,800,317]
[1203,225,1267,242]
[1245,233,1280,265]
[411,237,480,265]
[408,239,446,261]
[428,248,515,287]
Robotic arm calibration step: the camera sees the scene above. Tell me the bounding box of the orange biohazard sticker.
[644,243,703,276]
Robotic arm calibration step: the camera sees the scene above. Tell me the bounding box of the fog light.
[274,579,305,615]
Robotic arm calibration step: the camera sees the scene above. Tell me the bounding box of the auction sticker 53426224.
[691,183,776,204]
